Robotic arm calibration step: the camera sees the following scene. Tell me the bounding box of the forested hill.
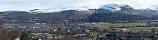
[82,12,151,22]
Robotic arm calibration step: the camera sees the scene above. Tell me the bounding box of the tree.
[9,30,20,39]
[20,31,30,40]
[0,30,11,40]
[0,19,4,29]
[0,19,20,40]
[57,33,75,40]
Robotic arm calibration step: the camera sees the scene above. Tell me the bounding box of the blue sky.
[0,0,157,11]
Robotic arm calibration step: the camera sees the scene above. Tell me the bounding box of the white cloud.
[0,0,158,11]
[78,0,158,9]
[0,0,85,11]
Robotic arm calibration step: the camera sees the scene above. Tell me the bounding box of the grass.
[87,22,158,31]
[84,19,158,31]
[111,27,158,32]
[92,23,145,29]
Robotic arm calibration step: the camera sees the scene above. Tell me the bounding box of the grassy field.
[111,27,158,32]
[86,22,158,31]
[90,23,146,29]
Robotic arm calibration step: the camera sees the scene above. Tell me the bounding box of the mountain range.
[0,4,158,23]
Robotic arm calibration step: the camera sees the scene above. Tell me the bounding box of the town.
[1,0,158,40]
[2,19,158,40]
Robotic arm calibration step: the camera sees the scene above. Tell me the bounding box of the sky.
[0,0,158,11]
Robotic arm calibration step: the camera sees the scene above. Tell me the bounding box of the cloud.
[78,0,158,9]
[0,0,85,11]
[0,0,158,11]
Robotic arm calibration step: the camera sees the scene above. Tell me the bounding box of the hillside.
[83,12,150,22]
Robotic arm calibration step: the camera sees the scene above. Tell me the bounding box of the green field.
[86,22,158,31]
[111,27,158,32]
[91,23,145,29]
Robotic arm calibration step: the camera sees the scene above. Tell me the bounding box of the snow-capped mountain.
[29,7,90,13]
[3,3,158,17]
[2,3,158,22]
[99,4,121,12]
[95,4,158,17]
[28,4,134,13]
[98,4,134,12]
